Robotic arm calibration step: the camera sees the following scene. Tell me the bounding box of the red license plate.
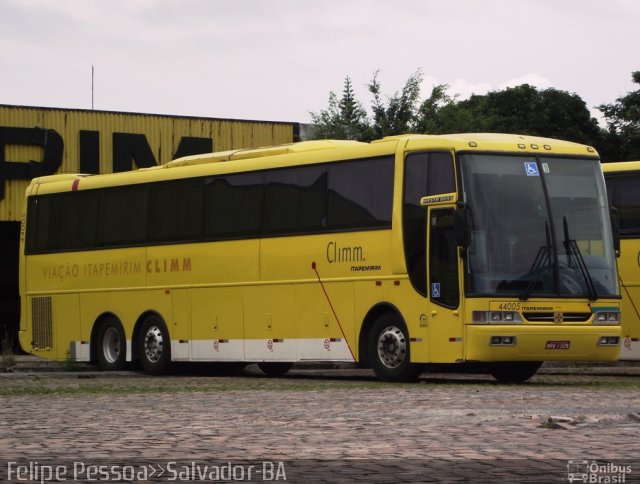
[546,340,570,350]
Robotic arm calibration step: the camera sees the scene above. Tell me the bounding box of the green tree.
[368,69,424,138]
[310,70,432,141]
[415,84,455,134]
[430,84,604,148]
[598,71,640,161]
[309,76,370,140]
[310,71,609,154]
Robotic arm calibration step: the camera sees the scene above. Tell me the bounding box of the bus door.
[424,200,464,362]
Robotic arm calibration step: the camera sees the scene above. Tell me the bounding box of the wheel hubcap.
[144,326,164,363]
[102,327,121,364]
[377,325,407,369]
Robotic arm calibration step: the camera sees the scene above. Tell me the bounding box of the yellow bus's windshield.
[459,154,618,299]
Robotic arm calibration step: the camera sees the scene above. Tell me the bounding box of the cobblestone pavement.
[1,366,640,483]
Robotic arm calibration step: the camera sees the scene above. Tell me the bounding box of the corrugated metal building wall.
[0,104,299,222]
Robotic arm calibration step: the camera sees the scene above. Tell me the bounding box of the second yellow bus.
[603,161,640,360]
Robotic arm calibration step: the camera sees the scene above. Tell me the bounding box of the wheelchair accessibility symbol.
[431,282,441,298]
[524,161,539,176]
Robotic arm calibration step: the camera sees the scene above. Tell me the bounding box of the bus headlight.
[594,312,620,324]
[473,311,522,324]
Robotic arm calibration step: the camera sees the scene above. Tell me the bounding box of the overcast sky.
[1,0,638,124]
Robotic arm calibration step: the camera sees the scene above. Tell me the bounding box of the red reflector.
[71,179,80,191]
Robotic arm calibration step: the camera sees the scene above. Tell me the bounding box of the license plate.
[546,340,570,350]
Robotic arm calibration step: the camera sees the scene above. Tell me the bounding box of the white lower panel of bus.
[75,338,355,363]
[619,337,640,360]
[295,338,353,361]
[178,338,354,362]
[188,339,245,361]
[244,338,353,362]
[70,341,91,361]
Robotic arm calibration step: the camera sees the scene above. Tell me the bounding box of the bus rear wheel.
[138,316,171,375]
[487,362,542,383]
[258,362,293,377]
[368,315,422,382]
[96,317,126,371]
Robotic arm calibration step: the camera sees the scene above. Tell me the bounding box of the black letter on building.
[0,127,63,200]
[173,137,213,160]
[112,133,158,172]
[79,130,100,174]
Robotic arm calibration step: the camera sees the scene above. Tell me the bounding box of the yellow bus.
[603,161,640,360]
[19,134,622,382]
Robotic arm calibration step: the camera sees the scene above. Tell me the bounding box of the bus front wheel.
[96,317,126,371]
[368,315,422,382]
[138,316,171,375]
[487,362,542,383]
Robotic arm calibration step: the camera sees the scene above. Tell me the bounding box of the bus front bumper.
[466,324,621,362]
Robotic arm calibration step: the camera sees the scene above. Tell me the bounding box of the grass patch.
[1,371,640,397]
[1,336,16,372]
[0,375,401,397]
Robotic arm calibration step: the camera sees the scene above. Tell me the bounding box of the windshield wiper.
[563,217,598,301]
[519,222,552,301]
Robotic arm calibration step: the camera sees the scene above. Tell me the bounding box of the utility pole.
[91,65,94,110]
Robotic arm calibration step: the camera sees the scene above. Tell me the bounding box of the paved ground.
[1,365,640,483]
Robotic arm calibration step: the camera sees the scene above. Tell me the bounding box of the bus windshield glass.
[459,154,618,299]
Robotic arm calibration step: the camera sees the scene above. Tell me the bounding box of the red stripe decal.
[71,179,80,191]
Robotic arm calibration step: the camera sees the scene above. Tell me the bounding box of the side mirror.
[610,206,620,257]
[454,205,471,248]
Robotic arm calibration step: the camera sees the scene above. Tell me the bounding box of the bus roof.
[28,133,599,194]
[602,161,640,173]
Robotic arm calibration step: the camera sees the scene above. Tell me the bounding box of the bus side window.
[429,208,459,309]
[611,176,640,236]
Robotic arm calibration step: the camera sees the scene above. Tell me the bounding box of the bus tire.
[487,362,542,383]
[257,362,293,377]
[368,314,422,382]
[96,317,127,371]
[138,316,171,375]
